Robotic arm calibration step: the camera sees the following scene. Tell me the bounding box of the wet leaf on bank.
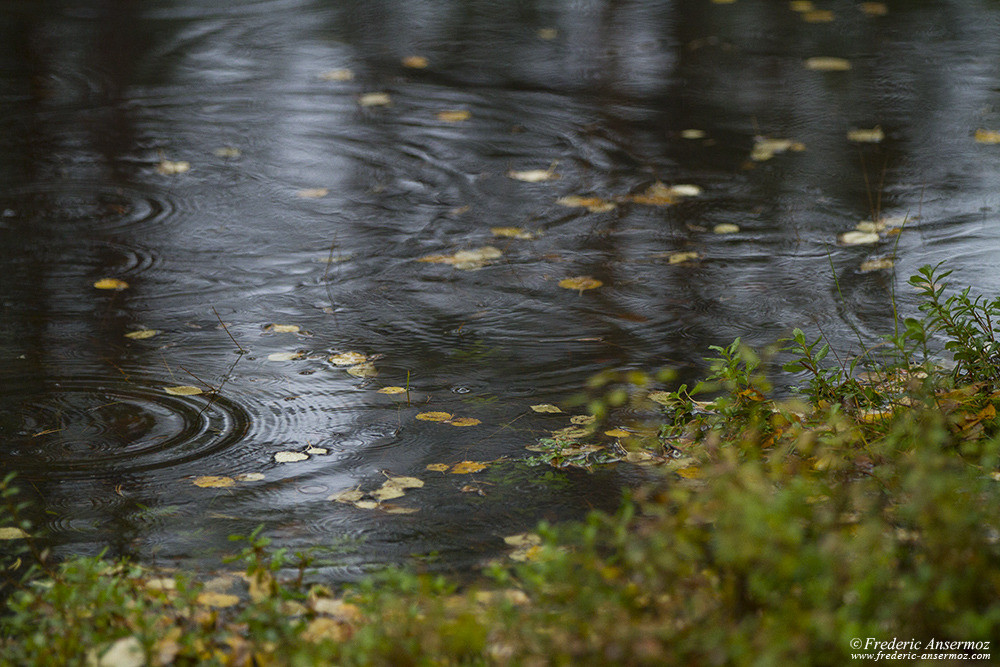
[156,160,190,175]
[839,231,880,245]
[164,386,203,396]
[508,166,559,182]
[713,223,740,234]
[402,55,428,68]
[377,386,407,394]
[193,476,235,488]
[358,92,391,107]
[319,69,353,81]
[425,463,451,472]
[329,351,367,366]
[418,246,502,270]
[436,110,470,122]
[416,411,453,422]
[556,195,616,213]
[267,351,304,362]
[196,592,240,608]
[274,451,309,463]
[530,403,563,413]
[94,278,129,290]
[346,362,378,378]
[975,129,1000,144]
[491,227,538,240]
[124,329,159,340]
[296,188,329,198]
[450,461,487,474]
[847,127,885,143]
[804,57,851,71]
[558,276,603,293]
[264,324,301,334]
[0,527,29,540]
[860,257,895,273]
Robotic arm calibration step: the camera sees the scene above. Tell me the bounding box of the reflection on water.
[2,0,1000,577]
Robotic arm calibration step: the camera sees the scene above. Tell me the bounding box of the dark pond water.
[3,0,1000,579]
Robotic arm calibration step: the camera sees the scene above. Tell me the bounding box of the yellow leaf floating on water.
[530,403,563,413]
[275,451,309,463]
[402,55,429,68]
[214,146,241,159]
[627,181,680,206]
[556,195,616,213]
[839,231,880,245]
[346,362,378,378]
[296,188,329,198]
[164,386,203,396]
[193,476,235,488]
[94,278,129,290]
[425,463,451,472]
[377,386,407,394]
[329,489,365,503]
[436,110,470,122]
[680,128,706,139]
[371,483,405,501]
[975,129,1000,144]
[383,504,419,514]
[0,527,29,540]
[570,415,596,425]
[319,68,353,81]
[801,9,833,22]
[860,2,888,16]
[504,533,542,548]
[450,461,487,474]
[418,246,502,270]
[196,592,240,608]
[491,227,538,240]
[329,351,367,366]
[386,476,424,489]
[265,323,301,333]
[790,0,815,11]
[305,446,328,455]
[604,428,632,438]
[267,351,304,362]
[354,500,379,509]
[235,472,265,482]
[156,159,190,175]
[751,137,805,161]
[713,223,740,234]
[124,329,159,340]
[804,56,851,71]
[668,251,700,265]
[847,127,885,143]
[448,417,481,427]
[558,276,603,293]
[647,391,672,405]
[859,257,895,273]
[507,167,559,182]
[358,92,391,107]
[537,27,558,40]
[416,411,453,422]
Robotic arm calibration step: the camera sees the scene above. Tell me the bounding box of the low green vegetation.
[4,263,1000,665]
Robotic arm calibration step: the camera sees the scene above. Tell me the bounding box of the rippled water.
[3,0,1000,577]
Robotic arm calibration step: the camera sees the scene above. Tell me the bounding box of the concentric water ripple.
[0,182,175,233]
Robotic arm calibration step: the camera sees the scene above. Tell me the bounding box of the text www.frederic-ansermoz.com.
[850,638,990,661]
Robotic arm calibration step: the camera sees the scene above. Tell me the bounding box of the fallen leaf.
[450,461,487,474]
[164,386,203,396]
[604,428,631,437]
[94,278,129,290]
[537,28,558,40]
[346,363,378,378]
[713,223,740,234]
[751,137,804,161]
[0,527,28,540]
[668,251,700,265]
[790,1,815,11]
[676,466,701,479]
[416,411,453,422]
[296,188,329,198]
[975,129,1000,144]
[460,485,484,495]
[402,55,429,68]
[647,391,673,405]
[156,160,190,175]
[860,2,888,16]
[95,636,145,667]
[265,324,301,333]
[801,9,833,22]
[382,505,419,514]
[504,533,542,547]
[234,472,265,482]
[301,617,348,644]
[627,181,677,206]
[371,484,406,501]
[386,476,424,489]
[448,417,481,427]
[558,276,603,293]
[804,56,851,71]
[556,195,616,213]
[436,110,470,122]
[507,167,559,182]
[329,351,367,366]
[214,146,241,159]
[305,446,328,455]
[353,500,378,509]
[418,246,502,270]
[274,451,309,463]
[377,386,407,394]
[124,329,159,339]
[358,92,391,107]
[847,127,884,143]
[839,231,880,245]
[669,184,702,197]
[319,69,353,81]
[196,592,240,608]
[329,489,365,503]
[859,257,895,273]
[530,403,563,413]
[491,227,538,240]
[570,414,596,425]
[425,463,451,472]
[267,351,304,362]
[680,128,706,139]
[193,476,235,488]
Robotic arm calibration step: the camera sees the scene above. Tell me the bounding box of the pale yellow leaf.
[156,160,190,175]
[265,323,301,333]
[530,403,563,413]
[386,476,424,489]
[0,526,28,540]
[676,466,701,479]
[503,532,542,547]
[274,451,309,463]
[94,278,129,290]
[975,129,1000,144]
[537,28,558,40]
[790,0,814,11]
[839,231,880,245]
[860,2,888,16]
[713,223,740,234]
[491,227,538,240]
[377,386,407,395]
[353,500,379,509]
[329,489,365,503]
[234,472,265,482]
[425,463,451,472]
[804,57,851,71]
[164,385,202,396]
[668,251,700,265]
[847,127,884,143]
[124,329,159,340]
[305,446,328,455]
[371,484,406,501]
[319,69,353,81]
[558,276,603,292]
[402,55,429,68]
[301,617,348,644]
[604,428,631,437]
[647,391,672,405]
[192,476,235,488]
[196,592,240,608]
[448,417,481,427]
[416,411,453,422]
[507,168,559,183]
[680,128,706,139]
[859,257,895,273]
[556,195,616,213]
[214,146,241,159]
[570,415,596,425]
[267,351,304,362]
[296,188,329,198]
[346,362,378,378]
[96,636,145,667]
[359,92,391,107]
[329,351,367,366]
[382,505,419,514]
[450,461,487,474]
[418,246,502,270]
[436,110,470,122]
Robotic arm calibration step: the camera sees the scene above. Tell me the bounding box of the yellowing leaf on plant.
[530,403,563,413]
[402,55,429,68]
[713,223,740,234]
[346,362,378,378]
[164,385,202,396]
[507,167,559,182]
[975,129,1000,144]
[847,127,885,143]
[329,351,367,366]
[668,251,700,265]
[450,461,487,474]
[859,257,895,273]
[196,592,240,608]
[839,231,880,245]
[436,110,470,122]
[265,323,301,333]
[192,476,235,488]
[377,386,407,394]
[0,527,28,540]
[491,227,538,240]
[124,329,159,340]
[804,56,851,71]
[156,159,190,175]
[558,276,603,293]
[425,463,451,472]
[358,92,391,107]
[274,451,309,463]
[296,188,329,198]
[94,278,129,290]
[556,195,616,213]
[267,351,304,362]
[416,411,453,422]
[319,69,353,81]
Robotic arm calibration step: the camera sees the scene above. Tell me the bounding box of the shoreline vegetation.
[4,263,1000,665]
